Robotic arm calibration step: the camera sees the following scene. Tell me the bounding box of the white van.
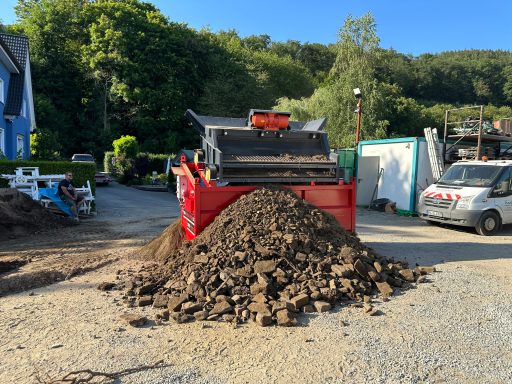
[418,160,512,235]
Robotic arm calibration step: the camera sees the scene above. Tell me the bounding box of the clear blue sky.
[1,0,511,56]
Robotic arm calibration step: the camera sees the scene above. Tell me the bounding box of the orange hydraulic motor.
[248,109,290,131]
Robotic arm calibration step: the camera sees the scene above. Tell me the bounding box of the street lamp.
[353,88,362,146]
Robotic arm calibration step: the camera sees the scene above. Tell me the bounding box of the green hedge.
[103,151,116,174]
[144,153,172,175]
[0,160,96,195]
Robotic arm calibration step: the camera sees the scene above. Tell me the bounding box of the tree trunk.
[103,80,109,132]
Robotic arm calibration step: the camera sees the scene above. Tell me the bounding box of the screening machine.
[173,109,356,240]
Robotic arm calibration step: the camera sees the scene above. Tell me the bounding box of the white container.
[357,137,440,212]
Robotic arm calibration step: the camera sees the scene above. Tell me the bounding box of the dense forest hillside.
[2,0,511,157]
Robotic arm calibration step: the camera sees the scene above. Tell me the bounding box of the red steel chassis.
[173,159,356,240]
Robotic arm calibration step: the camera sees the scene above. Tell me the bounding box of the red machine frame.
[174,157,357,241]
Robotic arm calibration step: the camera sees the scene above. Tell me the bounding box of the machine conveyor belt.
[223,154,331,163]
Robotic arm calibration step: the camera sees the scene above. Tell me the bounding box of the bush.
[107,152,174,185]
[125,177,142,186]
[141,173,169,185]
[0,160,96,195]
[134,153,171,176]
[103,151,116,174]
[143,174,152,185]
[158,173,167,184]
[132,154,150,177]
[147,153,171,174]
[113,135,139,158]
[104,151,132,179]
[30,129,61,160]
[168,172,176,191]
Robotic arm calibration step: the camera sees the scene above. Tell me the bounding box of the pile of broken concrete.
[115,188,433,327]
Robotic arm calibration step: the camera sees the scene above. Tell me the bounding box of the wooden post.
[355,98,362,146]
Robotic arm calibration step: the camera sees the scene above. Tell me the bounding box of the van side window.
[492,168,512,196]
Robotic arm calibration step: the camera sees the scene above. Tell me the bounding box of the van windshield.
[437,164,503,187]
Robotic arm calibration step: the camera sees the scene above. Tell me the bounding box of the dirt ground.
[1,189,512,383]
[0,183,180,295]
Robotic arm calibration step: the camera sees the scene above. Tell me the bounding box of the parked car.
[93,172,112,186]
[71,153,112,186]
[71,153,95,163]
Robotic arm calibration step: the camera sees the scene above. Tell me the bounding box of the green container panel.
[334,149,356,182]
[337,149,356,168]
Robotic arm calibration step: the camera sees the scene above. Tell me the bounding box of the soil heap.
[139,221,185,262]
[0,188,69,241]
[122,188,432,326]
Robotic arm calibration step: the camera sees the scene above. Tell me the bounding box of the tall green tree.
[502,65,512,103]
[270,40,336,84]
[15,0,87,158]
[80,0,202,153]
[29,94,62,159]
[196,29,314,116]
[242,34,271,51]
[195,29,263,116]
[276,13,390,147]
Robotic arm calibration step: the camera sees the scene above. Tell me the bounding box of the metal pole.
[476,105,484,160]
[355,98,362,146]
[443,109,449,163]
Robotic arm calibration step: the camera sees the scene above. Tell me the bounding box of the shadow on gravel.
[363,241,512,265]
[357,210,512,237]
[359,221,512,238]
[357,210,512,266]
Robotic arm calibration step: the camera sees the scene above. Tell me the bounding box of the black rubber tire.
[475,211,501,236]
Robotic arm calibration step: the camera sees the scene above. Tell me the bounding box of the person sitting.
[58,172,85,221]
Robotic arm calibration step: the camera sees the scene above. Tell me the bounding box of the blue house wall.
[10,88,31,160]
[0,58,31,160]
[0,61,9,157]
[10,105,31,159]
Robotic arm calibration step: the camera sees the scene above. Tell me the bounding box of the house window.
[17,134,24,159]
[0,78,4,104]
[0,128,5,156]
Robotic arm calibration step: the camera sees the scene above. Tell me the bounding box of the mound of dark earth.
[0,188,70,241]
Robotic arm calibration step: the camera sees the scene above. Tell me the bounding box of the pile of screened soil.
[0,188,70,241]
[118,188,433,327]
[139,221,185,262]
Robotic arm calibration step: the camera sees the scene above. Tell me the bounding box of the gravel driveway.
[95,182,180,223]
[0,209,511,383]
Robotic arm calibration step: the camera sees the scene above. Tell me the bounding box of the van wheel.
[475,211,501,236]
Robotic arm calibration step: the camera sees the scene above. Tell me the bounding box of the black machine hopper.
[185,109,339,183]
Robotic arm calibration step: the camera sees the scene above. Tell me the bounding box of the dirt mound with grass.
[121,188,432,326]
[0,188,70,241]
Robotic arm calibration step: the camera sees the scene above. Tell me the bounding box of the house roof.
[0,38,21,73]
[0,34,29,117]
